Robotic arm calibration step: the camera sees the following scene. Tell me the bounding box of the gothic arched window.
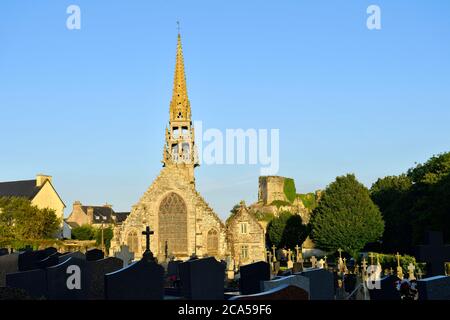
[127,231,139,254]
[159,193,188,256]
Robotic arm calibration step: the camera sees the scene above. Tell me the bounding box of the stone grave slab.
[297,269,334,300]
[86,249,104,261]
[262,274,310,296]
[86,257,123,300]
[0,253,19,287]
[6,268,47,299]
[230,284,309,301]
[417,276,450,300]
[58,251,86,263]
[46,257,88,300]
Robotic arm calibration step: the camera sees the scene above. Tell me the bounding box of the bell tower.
[162,32,199,182]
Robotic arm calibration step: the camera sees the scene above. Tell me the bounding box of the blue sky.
[1,1,449,219]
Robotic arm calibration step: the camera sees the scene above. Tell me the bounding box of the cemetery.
[0,227,449,301]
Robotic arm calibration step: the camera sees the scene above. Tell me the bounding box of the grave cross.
[396,252,404,279]
[287,249,292,262]
[295,245,301,262]
[271,245,277,262]
[369,252,375,266]
[408,263,416,280]
[416,231,450,277]
[142,226,154,259]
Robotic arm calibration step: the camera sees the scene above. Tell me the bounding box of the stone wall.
[258,176,287,204]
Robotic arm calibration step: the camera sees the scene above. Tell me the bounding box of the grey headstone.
[46,257,88,300]
[239,261,271,295]
[297,269,335,300]
[262,274,310,296]
[6,268,47,299]
[105,257,164,300]
[18,247,57,271]
[86,257,123,300]
[292,262,303,274]
[86,249,104,261]
[418,276,450,300]
[0,253,19,287]
[179,257,225,300]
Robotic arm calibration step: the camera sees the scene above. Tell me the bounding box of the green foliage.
[371,152,450,252]
[270,200,291,208]
[297,193,319,210]
[267,212,309,248]
[71,224,96,241]
[311,174,385,257]
[254,210,275,222]
[0,197,61,240]
[283,178,297,203]
[95,226,114,250]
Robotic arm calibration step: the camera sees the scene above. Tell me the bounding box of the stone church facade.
[110,33,265,265]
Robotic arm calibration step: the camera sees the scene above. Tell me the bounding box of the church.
[110,33,266,265]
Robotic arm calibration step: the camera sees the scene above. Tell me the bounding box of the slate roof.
[81,206,130,225]
[0,180,42,200]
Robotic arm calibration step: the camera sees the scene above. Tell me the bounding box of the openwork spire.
[170,33,191,122]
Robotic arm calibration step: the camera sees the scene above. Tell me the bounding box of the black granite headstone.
[105,257,164,300]
[37,253,60,269]
[368,275,401,301]
[46,257,88,300]
[178,257,225,300]
[18,247,57,271]
[6,269,48,299]
[417,276,450,300]
[86,249,104,262]
[86,257,123,300]
[239,261,271,295]
[416,231,450,277]
[58,251,86,263]
[297,269,334,300]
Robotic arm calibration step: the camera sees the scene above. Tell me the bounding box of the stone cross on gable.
[416,231,450,277]
[142,226,154,260]
[310,256,317,268]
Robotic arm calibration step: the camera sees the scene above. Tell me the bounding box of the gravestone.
[18,247,57,271]
[297,269,334,300]
[272,261,280,275]
[46,257,88,300]
[293,262,303,274]
[230,284,309,301]
[58,251,86,263]
[86,257,123,300]
[6,268,47,299]
[344,274,357,293]
[417,276,450,300]
[86,249,104,261]
[105,256,164,300]
[262,274,310,296]
[368,275,401,301]
[114,245,134,267]
[416,231,450,277]
[0,253,19,287]
[178,257,225,300]
[167,260,183,278]
[0,248,9,256]
[239,261,271,295]
[37,253,60,269]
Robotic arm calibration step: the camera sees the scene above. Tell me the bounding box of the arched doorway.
[158,192,188,257]
[207,229,219,256]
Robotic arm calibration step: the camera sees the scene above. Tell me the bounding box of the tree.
[267,212,309,248]
[311,174,385,257]
[95,226,114,251]
[0,197,60,240]
[71,224,96,240]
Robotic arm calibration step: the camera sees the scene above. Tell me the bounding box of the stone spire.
[162,31,199,181]
[170,33,191,122]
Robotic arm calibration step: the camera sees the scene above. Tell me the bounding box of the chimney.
[87,207,94,224]
[36,174,52,187]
